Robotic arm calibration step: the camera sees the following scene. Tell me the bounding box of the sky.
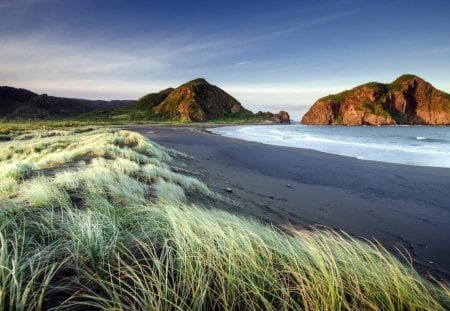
[1,0,449,118]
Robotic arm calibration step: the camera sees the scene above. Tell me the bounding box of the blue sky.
[0,0,449,118]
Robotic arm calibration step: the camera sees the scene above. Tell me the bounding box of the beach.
[128,125,450,281]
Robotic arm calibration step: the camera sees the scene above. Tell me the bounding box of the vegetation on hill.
[133,88,174,110]
[150,78,252,122]
[1,79,287,124]
[0,86,133,119]
[303,74,450,125]
[77,79,261,123]
[0,128,448,310]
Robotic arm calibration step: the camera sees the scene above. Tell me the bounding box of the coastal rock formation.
[151,78,252,122]
[0,86,133,119]
[273,111,291,123]
[301,75,450,125]
[256,110,291,123]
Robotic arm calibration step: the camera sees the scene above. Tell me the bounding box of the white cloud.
[237,61,252,65]
[0,33,233,98]
[239,11,354,45]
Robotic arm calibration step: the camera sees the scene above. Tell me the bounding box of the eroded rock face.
[151,78,250,122]
[272,111,291,123]
[301,75,450,125]
[301,101,339,125]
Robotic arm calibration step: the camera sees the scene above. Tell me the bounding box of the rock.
[255,110,291,123]
[301,75,450,125]
[272,111,291,123]
[151,78,253,122]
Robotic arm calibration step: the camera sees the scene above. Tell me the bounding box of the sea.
[208,125,450,168]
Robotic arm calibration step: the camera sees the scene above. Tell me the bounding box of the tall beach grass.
[0,128,448,310]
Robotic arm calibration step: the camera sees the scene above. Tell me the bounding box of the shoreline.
[204,124,450,169]
[127,125,450,281]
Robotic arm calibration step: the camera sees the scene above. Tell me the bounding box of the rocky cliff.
[151,78,252,122]
[301,75,450,125]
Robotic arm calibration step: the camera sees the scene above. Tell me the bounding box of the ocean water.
[209,125,450,168]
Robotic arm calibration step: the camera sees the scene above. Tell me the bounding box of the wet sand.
[128,125,450,281]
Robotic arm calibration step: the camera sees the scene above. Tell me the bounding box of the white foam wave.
[209,125,450,168]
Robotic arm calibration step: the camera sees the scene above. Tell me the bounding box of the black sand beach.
[128,125,450,281]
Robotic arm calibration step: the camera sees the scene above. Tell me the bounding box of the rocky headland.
[301,75,450,125]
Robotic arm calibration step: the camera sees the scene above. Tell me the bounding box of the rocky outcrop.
[255,111,291,123]
[272,111,291,123]
[151,78,252,122]
[301,75,450,125]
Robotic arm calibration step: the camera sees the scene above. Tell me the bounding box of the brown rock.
[301,75,450,125]
[272,111,291,123]
[151,78,252,122]
[300,100,340,125]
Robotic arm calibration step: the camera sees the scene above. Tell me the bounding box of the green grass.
[0,113,270,139]
[332,115,343,125]
[363,101,392,118]
[319,92,348,102]
[0,128,449,310]
[388,74,418,92]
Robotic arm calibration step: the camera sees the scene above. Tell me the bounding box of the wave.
[209,125,450,168]
[414,136,448,143]
[236,127,449,155]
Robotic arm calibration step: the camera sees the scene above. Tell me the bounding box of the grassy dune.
[0,128,448,310]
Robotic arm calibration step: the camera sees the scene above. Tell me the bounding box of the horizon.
[1,0,450,118]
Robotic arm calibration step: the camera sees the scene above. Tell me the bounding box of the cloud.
[0,32,235,98]
[0,4,356,103]
[238,10,355,45]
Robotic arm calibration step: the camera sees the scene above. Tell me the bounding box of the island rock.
[272,111,291,123]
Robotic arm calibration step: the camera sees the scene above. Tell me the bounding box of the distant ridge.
[1,79,289,123]
[301,75,450,125]
[0,86,134,119]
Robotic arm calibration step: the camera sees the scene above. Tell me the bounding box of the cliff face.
[151,78,252,122]
[301,75,450,125]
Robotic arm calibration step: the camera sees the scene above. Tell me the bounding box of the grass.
[319,91,348,103]
[0,114,272,140]
[363,101,392,118]
[388,74,418,92]
[0,128,448,310]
